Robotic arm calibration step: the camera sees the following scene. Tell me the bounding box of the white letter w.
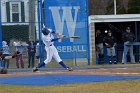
[49,6,80,42]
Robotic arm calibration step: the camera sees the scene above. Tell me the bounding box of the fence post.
[37,0,44,64]
[0,0,2,48]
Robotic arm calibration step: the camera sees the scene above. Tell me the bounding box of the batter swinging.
[33,27,73,72]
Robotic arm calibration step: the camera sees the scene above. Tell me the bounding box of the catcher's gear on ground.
[0,68,8,74]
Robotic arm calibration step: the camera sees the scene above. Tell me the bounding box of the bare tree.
[128,0,140,14]
[89,0,130,15]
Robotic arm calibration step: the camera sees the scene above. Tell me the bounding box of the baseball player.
[2,41,10,68]
[103,30,117,64]
[95,29,104,63]
[33,27,73,72]
[122,26,135,64]
[0,48,17,74]
[0,48,17,64]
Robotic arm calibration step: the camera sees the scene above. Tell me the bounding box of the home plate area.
[0,67,140,85]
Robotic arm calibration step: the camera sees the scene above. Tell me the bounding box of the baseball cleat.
[32,67,39,72]
[109,61,112,64]
[114,61,117,64]
[66,67,73,71]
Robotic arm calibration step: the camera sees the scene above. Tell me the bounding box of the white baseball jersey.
[2,41,10,55]
[42,29,62,64]
[42,33,54,47]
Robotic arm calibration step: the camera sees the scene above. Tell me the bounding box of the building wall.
[0,0,36,24]
[1,0,7,22]
[1,0,23,22]
[0,0,40,39]
[89,22,96,64]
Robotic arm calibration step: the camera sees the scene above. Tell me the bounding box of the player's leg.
[2,54,8,68]
[28,53,31,68]
[122,45,129,64]
[112,47,117,64]
[53,47,67,68]
[33,46,53,72]
[129,46,135,63]
[99,43,104,56]
[107,48,112,64]
[6,59,9,68]
[42,47,53,66]
[0,60,4,68]
[16,55,20,68]
[53,47,73,71]
[20,54,24,68]
[31,53,35,68]
[2,59,6,68]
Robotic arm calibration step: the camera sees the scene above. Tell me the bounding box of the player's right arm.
[51,35,64,41]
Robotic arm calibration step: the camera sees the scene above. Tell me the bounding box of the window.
[12,4,19,13]
[6,2,25,22]
[12,4,19,22]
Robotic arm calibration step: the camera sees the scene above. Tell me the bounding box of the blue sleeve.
[51,30,56,34]
[51,38,59,42]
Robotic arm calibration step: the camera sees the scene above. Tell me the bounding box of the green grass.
[8,56,140,69]
[8,58,74,69]
[3,59,140,93]
[0,79,140,93]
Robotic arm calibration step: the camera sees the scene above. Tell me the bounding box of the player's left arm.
[4,52,19,59]
[51,31,60,35]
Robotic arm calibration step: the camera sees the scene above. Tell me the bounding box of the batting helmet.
[0,68,8,74]
[42,27,50,35]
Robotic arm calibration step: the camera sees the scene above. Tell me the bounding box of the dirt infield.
[1,67,140,77]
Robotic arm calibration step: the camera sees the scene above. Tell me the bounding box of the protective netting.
[0,0,90,69]
[1,0,140,69]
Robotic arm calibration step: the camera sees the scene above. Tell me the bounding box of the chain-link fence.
[0,0,38,69]
[0,0,90,69]
[1,0,140,69]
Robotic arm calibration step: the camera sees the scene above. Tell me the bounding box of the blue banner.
[44,0,88,58]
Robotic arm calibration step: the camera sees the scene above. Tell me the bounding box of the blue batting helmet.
[42,27,50,35]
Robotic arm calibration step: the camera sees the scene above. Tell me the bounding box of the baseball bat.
[63,36,80,38]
